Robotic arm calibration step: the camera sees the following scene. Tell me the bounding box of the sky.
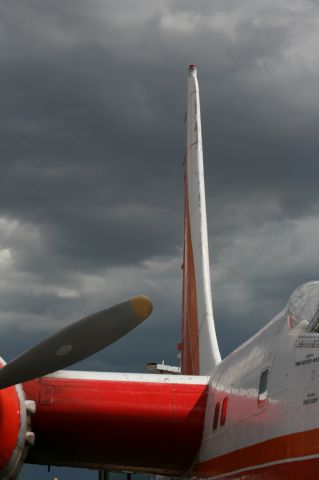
[2,0,319,478]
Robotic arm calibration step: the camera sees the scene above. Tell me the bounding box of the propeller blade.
[0,295,153,389]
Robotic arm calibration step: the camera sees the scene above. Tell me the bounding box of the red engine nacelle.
[0,358,35,480]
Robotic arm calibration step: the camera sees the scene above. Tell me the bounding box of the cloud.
[1,0,319,362]
[0,212,181,379]
[212,202,319,354]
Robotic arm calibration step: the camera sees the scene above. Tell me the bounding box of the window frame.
[258,368,269,406]
[220,396,228,426]
[213,402,220,430]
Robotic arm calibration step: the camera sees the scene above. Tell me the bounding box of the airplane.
[0,65,317,480]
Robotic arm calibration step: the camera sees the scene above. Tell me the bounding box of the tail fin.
[181,65,221,375]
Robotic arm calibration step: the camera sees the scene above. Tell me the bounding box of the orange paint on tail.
[181,162,200,375]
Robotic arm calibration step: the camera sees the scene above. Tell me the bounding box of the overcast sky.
[2,1,319,478]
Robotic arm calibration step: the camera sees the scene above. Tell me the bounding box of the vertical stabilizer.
[181,65,221,375]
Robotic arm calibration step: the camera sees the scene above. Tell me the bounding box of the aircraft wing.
[23,371,209,475]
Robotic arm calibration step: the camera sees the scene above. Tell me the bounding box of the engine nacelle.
[0,358,35,480]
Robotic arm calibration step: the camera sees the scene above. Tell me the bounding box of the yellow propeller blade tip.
[130,295,153,321]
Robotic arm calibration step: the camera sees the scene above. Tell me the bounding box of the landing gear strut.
[98,472,109,480]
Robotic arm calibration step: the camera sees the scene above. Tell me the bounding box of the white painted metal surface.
[198,291,319,473]
[45,370,209,384]
[186,65,221,374]
[147,362,181,374]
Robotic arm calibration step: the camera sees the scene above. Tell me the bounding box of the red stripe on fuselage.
[23,376,208,474]
[198,456,319,480]
[196,428,319,479]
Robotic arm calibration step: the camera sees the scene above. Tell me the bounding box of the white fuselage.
[197,310,319,478]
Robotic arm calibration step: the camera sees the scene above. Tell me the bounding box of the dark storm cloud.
[0,2,189,269]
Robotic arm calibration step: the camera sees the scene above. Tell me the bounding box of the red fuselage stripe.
[198,456,319,480]
[196,428,319,477]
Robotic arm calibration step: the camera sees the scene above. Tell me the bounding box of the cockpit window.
[287,282,319,332]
